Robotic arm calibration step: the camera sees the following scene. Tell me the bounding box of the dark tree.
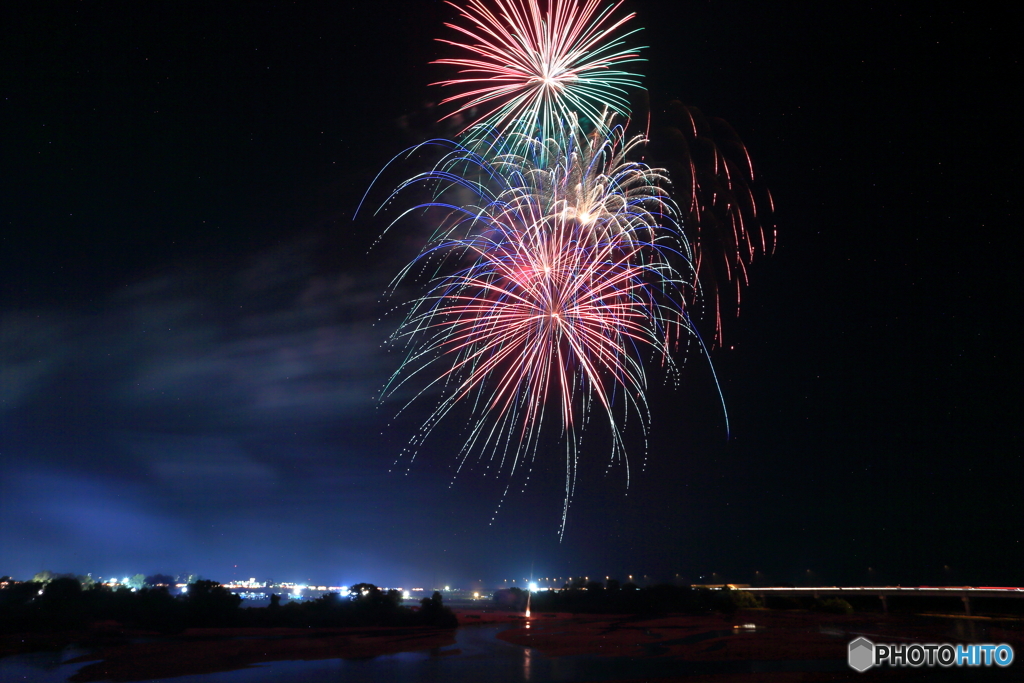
[347,583,402,608]
[37,577,87,629]
[146,574,175,587]
[348,583,381,601]
[185,580,241,626]
[384,588,403,607]
[41,576,82,603]
[419,590,457,628]
[0,581,41,608]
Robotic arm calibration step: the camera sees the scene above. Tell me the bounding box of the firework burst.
[433,0,645,149]
[359,0,765,538]
[503,111,676,250]
[366,127,719,537]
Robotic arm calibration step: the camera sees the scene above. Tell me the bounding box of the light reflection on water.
[0,624,848,682]
[0,646,102,683]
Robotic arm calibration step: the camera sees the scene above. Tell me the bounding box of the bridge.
[719,586,1024,615]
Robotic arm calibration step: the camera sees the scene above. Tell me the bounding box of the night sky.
[1,2,1019,590]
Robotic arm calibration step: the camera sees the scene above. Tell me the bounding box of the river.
[0,622,849,682]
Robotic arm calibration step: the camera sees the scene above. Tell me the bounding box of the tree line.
[0,578,457,633]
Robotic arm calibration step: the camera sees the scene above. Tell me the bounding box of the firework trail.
[360,0,768,537]
[433,0,644,151]
[650,101,777,345]
[513,112,677,253]
[431,0,772,345]
[364,125,723,537]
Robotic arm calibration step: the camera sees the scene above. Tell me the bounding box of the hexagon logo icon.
[848,637,875,672]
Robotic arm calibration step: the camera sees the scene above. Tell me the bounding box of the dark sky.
[1,2,1019,590]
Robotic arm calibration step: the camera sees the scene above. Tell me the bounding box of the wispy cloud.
[1,234,389,429]
[0,234,432,578]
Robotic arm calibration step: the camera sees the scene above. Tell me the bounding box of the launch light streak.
[433,0,645,151]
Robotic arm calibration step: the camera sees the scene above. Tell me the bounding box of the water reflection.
[0,648,101,683]
[0,622,851,682]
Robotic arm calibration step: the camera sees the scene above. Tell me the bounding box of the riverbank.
[496,610,1023,681]
[65,625,457,682]
[1,608,1020,682]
